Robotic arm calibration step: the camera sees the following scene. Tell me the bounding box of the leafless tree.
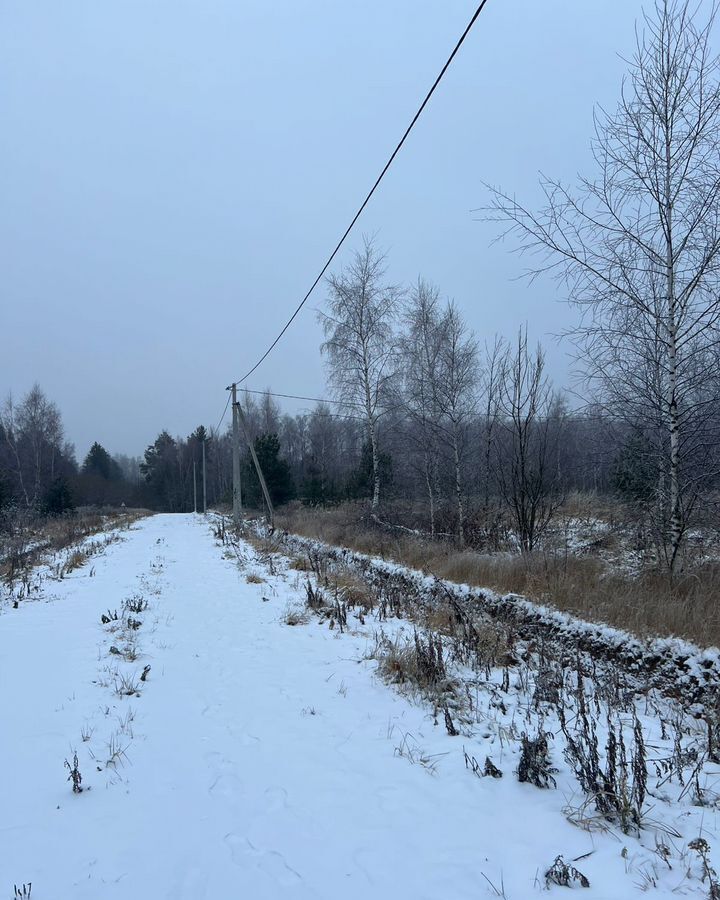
[479,335,506,543]
[235,390,281,445]
[320,239,401,510]
[435,301,479,546]
[306,404,336,500]
[279,412,309,478]
[495,330,563,552]
[400,279,445,535]
[1,385,65,507]
[485,0,720,573]
[1,394,30,507]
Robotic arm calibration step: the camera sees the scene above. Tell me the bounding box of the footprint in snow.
[263,784,289,812]
[208,772,243,800]
[224,832,302,885]
[168,862,208,900]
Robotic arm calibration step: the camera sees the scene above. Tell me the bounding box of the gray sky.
[1,0,652,459]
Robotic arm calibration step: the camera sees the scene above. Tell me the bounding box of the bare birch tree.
[1,394,30,507]
[485,0,720,573]
[495,330,563,552]
[320,239,400,510]
[400,279,445,535]
[1,385,65,507]
[436,301,478,546]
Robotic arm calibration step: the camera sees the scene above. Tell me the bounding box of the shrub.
[517,730,557,789]
[282,604,309,626]
[557,697,647,833]
[545,856,590,889]
[64,751,83,793]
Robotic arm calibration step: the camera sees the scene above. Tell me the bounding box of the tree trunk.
[362,347,381,512]
[665,126,682,576]
[5,431,30,508]
[368,415,381,511]
[33,441,42,505]
[483,417,494,538]
[452,429,465,547]
[424,450,436,538]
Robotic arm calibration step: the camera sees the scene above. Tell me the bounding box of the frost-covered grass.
[265,523,720,708]
[276,502,720,647]
[0,507,148,607]
[3,512,720,898]
[236,519,720,897]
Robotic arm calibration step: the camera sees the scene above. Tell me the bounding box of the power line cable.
[213,393,232,435]
[213,389,634,436]
[212,387,353,438]
[230,0,492,387]
[238,387,412,419]
[238,387,363,408]
[295,409,367,422]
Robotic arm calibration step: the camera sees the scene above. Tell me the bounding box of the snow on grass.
[1,513,719,898]
[268,523,720,710]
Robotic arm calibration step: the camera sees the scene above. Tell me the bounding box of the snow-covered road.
[1,514,714,898]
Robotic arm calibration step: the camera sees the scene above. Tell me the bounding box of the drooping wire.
[237,387,363,408]
[213,392,232,435]
[229,0,492,387]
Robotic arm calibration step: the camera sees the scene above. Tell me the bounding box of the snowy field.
[2,513,719,899]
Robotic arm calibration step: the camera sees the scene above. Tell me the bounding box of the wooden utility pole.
[202,438,207,514]
[193,460,197,513]
[230,383,242,526]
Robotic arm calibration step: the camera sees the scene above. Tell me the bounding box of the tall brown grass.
[1,507,150,581]
[276,503,720,649]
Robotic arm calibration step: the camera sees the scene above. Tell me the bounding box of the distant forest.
[4,222,720,575]
[5,248,718,569]
[0,373,610,526]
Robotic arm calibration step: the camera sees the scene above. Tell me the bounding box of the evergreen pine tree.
[82,442,122,481]
[43,475,75,516]
[243,433,295,508]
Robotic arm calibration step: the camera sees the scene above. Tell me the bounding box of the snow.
[269,525,720,710]
[1,513,718,898]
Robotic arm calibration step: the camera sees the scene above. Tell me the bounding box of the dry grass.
[241,531,276,557]
[44,508,149,554]
[277,503,720,648]
[277,503,390,557]
[246,573,265,584]
[329,571,375,612]
[1,507,150,581]
[375,632,457,698]
[282,603,310,626]
[376,639,420,685]
[61,549,87,575]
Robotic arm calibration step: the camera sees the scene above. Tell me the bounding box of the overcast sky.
[2,0,661,459]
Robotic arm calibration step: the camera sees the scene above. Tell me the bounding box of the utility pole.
[193,460,197,513]
[230,383,242,526]
[202,437,207,514]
